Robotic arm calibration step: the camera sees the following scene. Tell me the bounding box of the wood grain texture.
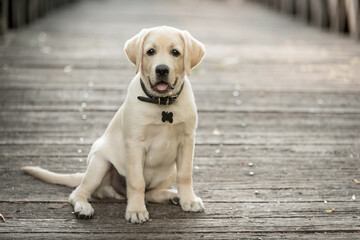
[0,0,359,239]
[2,233,360,240]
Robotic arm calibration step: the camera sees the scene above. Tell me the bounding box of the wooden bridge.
[0,0,359,239]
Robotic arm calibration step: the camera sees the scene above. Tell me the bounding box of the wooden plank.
[0,143,358,159]
[1,175,358,203]
[1,129,358,145]
[0,215,359,233]
[2,232,360,240]
[345,0,360,40]
[1,89,360,113]
[3,154,360,173]
[1,201,359,220]
[2,38,360,64]
[0,0,8,35]
[1,64,360,93]
[273,0,281,11]
[259,0,360,41]
[1,111,358,132]
[310,0,329,28]
[1,152,358,202]
[280,0,295,14]
[327,0,347,32]
[0,121,359,147]
[295,0,310,22]
[9,0,26,28]
[0,111,359,145]
[1,0,360,238]
[26,0,40,24]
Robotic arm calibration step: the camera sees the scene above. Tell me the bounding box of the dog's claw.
[73,211,93,219]
[125,210,149,224]
[170,197,180,205]
[79,214,91,219]
[72,201,94,219]
[180,196,205,212]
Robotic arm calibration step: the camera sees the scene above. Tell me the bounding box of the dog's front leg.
[125,144,149,224]
[176,135,204,212]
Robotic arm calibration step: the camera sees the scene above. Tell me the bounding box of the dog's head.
[124,26,205,96]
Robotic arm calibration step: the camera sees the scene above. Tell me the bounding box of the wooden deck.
[1,0,360,239]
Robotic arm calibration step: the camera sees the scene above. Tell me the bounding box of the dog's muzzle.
[153,65,171,93]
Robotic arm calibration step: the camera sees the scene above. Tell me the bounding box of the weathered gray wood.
[1,144,359,203]
[26,0,41,23]
[328,0,347,32]
[1,196,360,235]
[1,0,360,238]
[3,154,360,171]
[1,129,358,145]
[1,111,359,132]
[2,39,360,64]
[9,0,26,28]
[2,61,360,92]
[0,113,359,146]
[0,201,359,220]
[0,216,359,233]
[1,233,360,240]
[280,0,295,14]
[1,177,358,203]
[1,0,8,35]
[295,0,310,22]
[1,157,358,202]
[256,0,360,41]
[3,200,360,216]
[1,89,360,113]
[1,143,359,158]
[310,0,329,28]
[345,0,360,40]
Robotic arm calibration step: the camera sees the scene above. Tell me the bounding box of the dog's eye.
[171,49,180,57]
[147,49,155,56]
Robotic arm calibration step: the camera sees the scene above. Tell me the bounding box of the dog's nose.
[156,65,169,77]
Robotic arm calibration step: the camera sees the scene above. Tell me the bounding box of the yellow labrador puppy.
[22,26,205,223]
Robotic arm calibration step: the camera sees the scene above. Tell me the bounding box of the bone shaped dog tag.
[162,111,173,123]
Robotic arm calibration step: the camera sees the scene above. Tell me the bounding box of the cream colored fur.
[22,26,205,224]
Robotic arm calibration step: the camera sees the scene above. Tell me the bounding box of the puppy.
[22,26,205,224]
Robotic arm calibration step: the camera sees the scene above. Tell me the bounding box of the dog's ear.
[124,29,149,74]
[181,31,205,76]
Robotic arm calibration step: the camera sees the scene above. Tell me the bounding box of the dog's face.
[125,26,205,97]
[141,31,184,94]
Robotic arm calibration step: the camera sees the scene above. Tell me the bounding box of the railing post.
[1,0,8,35]
[345,0,360,40]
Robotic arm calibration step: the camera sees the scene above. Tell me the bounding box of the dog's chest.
[142,123,184,189]
[143,123,184,168]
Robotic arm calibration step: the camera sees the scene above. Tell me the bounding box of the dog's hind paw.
[170,197,180,205]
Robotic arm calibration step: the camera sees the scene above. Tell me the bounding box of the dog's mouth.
[155,81,169,92]
[148,77,177,94]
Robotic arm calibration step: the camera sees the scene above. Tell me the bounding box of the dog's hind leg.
[145,189,179,203]
[93,172,126,200]
[69,154,110,219]
[145,168,178,203]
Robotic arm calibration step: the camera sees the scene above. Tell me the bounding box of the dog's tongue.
[155,82,169,91]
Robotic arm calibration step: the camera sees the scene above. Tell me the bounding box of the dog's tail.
[21,166,84,188]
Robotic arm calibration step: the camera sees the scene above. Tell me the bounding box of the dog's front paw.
[73,201,94,219]
[125,208,149,224]
[180,196,204,212]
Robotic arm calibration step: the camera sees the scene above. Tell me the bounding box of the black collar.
[137,78,184,105]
